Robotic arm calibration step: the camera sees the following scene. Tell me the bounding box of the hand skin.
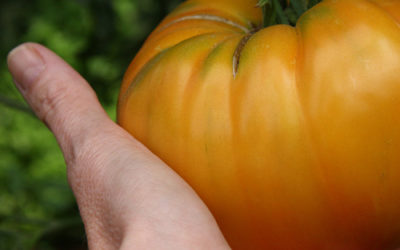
[7,43,230,250]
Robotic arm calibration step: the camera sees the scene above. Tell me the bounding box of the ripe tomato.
[118,0,400,248]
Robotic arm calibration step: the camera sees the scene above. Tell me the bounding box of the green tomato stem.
[273,0,289,25]
[258,0,323,28]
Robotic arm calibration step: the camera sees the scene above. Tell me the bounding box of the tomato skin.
[118,0,400,249]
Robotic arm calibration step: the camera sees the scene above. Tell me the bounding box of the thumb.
[7,43,231,250]
[7,42,114,164]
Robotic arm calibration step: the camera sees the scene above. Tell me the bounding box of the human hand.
[7,43,230,250]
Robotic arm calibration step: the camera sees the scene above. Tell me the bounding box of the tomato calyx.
[257,0,322,27]
[232,0,323,77]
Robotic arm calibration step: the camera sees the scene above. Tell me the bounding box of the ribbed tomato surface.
[118,0,400,248]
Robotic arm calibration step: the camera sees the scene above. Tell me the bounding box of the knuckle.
[66,126,135,193]
[30,75,70,125]
[67,138,105,194]
[66,128,115,190]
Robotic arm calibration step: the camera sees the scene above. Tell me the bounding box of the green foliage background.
[0,0,182,248]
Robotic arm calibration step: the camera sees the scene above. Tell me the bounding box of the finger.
[7,42,114,163]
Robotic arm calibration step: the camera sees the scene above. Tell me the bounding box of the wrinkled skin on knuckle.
[66,129,141,249]
[67,132,110,191]
[65,126,132,192]
[29,74,68,124]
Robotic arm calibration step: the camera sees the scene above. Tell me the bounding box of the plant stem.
[290,0,307,16]
[260,1,275,27]
[258,0,322,27]
[272,0,289,25]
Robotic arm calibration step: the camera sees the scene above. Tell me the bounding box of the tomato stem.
[257,0,322,28]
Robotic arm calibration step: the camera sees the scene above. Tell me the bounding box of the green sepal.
[258,0,323,28]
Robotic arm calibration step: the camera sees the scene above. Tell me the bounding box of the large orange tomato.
[118,0,400,249]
